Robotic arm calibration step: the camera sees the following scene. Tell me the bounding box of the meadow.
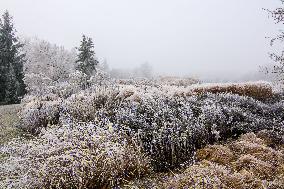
[1,78,284,188]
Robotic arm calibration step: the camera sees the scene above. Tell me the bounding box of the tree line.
[1,1,284,104]
[0,11,98,105]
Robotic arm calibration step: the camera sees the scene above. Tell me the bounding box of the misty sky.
[0,0,282,80]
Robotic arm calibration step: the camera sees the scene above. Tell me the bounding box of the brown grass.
[162,160,267,189]
[191,83,273,100]
[196,145,235,165]
[122,130,284,189]
[174,131,284,188]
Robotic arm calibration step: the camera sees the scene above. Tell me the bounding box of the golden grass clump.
[164,160,265,189]
[230,133,284,166]
[191,82,273,100]
[147,131,284,189]
[256,130,284,149]
[196,145,235,165]
[234,154,275,180]
[230,140,272,156]
[238,132,266,145]
[191,134,278,187]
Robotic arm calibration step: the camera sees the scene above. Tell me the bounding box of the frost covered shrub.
[114,76,199,87]
[19,98,61,133]
[111,95,206,170]
[89,69,113,87]
[24,71,89,98]
[23,73,54,96]
[18,83,284,171]
[196,93,282,139]
[19,85,120,134]
[116,78,157,86]
[48,69,112,99]
[158,76,199,86]
[108,92,284,170]
[0,122,151,188]
[61,87,120,123]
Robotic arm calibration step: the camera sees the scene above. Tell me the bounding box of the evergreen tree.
[0,10,26,104]
[75,35,98,78]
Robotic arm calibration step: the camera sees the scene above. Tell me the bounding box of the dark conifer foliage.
[0,11,26,104]
[75,35,98,78]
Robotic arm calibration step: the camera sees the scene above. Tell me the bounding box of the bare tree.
[265,1,284,82]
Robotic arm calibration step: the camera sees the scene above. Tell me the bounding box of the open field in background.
[0,81,284,188]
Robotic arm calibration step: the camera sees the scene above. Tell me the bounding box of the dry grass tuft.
[190,131,284,188]
[238,132,266,145]
[191,82,273,100]
[164,160,265,189]
[124,131,284,189]
[256,129,284,148]
[234,154,275,180]
[196,145,235,165]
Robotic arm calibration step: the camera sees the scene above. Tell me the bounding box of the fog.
[0,0,281,81]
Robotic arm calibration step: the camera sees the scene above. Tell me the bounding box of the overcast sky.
[0,0,282,80]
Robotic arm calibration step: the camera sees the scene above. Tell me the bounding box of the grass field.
[0,104,24,145]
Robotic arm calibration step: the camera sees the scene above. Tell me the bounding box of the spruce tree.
[0,10,26,104]
[75,35,98,78]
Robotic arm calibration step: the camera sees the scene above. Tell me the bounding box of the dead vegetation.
[123,130,284,189]
[191,82,274,101]
[166,130,284,188]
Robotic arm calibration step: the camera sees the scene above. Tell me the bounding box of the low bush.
[19,98,61,134]
[158,76,199,87]
[60,87,120,124]
[0,122,151,188]
[115,76,199,87]
[110,92,284,170]
[19,86,120,133]
[18,84,284,171]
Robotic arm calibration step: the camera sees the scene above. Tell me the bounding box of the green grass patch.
[0,104,24,145]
